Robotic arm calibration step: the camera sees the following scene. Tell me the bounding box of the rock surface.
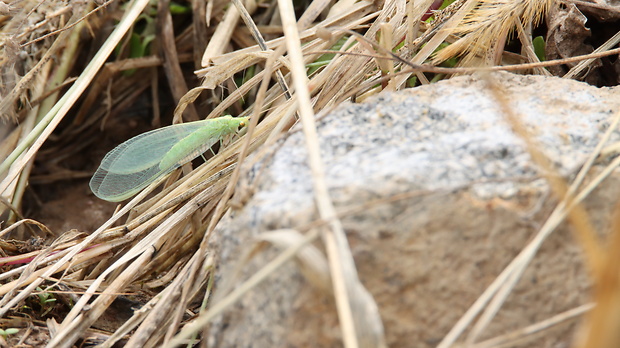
[208,72,620,347]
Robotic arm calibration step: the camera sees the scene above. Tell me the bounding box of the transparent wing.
[89,120,212,202]
[99,121,213,175]
[158,119,237,170]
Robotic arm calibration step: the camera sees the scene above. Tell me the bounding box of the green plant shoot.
[533,36,546,62]
[90,115,249,202]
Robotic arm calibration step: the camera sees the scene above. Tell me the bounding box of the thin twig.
[231,0,292,100]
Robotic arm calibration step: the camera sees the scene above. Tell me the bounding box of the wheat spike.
[432,0,554,66]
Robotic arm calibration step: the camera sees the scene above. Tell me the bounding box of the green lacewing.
[90,115,249,202]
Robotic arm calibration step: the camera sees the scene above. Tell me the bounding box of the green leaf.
[533,36,546,62]
[170,2,191,14]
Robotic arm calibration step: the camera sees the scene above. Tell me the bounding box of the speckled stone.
[208,72,620,348]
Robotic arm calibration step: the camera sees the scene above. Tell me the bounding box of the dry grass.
[0,0,619,347]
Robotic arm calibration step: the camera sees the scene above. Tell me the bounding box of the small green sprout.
[0,328,19,336]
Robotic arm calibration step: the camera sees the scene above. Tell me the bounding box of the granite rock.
[208,72,620,347]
